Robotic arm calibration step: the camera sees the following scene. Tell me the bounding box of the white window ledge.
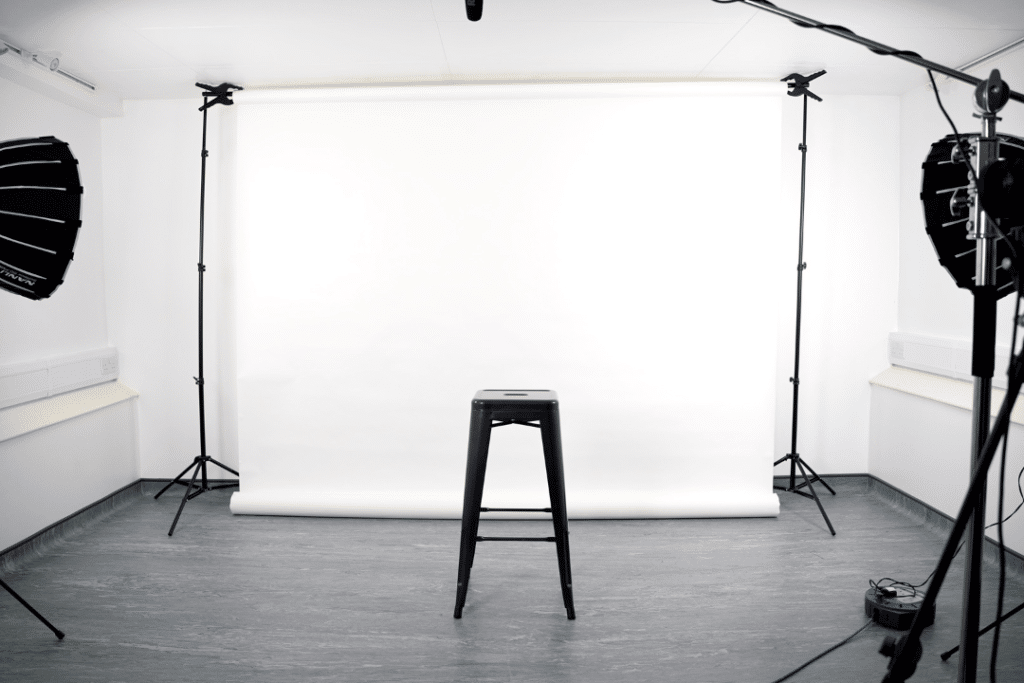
[870,366,1024,426]
[0,381,138,443]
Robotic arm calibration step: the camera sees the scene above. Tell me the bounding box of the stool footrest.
[479,507,552,513]
[476,536,556,542]
[491,419,541,428]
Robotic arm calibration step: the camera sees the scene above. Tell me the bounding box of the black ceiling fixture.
[0,136,83,300]
[921,132,1024,298]
[466,0,482,21]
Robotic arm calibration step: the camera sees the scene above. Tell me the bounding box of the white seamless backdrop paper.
[229,82,784,518]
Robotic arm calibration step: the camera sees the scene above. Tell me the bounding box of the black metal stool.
[453,390,575,620]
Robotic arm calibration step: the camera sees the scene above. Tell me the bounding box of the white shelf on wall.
[888,331,1015,390]
[0,348,120,410]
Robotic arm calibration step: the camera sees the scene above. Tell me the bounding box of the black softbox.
[0,136,83,299]
[921,132,1024,299]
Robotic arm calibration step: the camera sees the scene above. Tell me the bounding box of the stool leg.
[540,410,575,620]
[455,407,491,618]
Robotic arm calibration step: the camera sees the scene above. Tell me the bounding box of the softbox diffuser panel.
[0,136,83,300]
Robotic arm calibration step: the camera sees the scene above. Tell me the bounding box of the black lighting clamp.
[197,82,242,111]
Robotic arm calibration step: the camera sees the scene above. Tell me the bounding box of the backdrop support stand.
[155,82,243,537]
[773,71,836,536]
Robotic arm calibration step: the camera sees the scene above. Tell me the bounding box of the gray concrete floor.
[1,478,1022,682]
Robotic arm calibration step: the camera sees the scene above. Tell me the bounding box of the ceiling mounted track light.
[0,39,95,91]
[920,132,1024,299]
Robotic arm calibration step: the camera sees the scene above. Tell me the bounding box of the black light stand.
[774,70,837,536]
[709,3,1024,682]
[953,75,1004,683]
[155,82,243,537]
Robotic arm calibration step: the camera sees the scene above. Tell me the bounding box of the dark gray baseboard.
[0,478,239,575]
[0,479,144,575]
[776,472,1024,580]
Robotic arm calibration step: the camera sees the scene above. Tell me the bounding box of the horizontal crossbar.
[480,507,551,513]
[477,536,556,542]
[491,419,541,428]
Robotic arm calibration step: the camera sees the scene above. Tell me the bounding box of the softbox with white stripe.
[0,136,83,300]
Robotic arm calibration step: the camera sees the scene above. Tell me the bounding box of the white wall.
[101,99,238,478]
[0,77,139,550]
[0,398,138,551]
[773,95,901,476]
[870,48,1024,554]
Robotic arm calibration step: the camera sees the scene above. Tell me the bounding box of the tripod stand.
[0,577,64,639]
[774,70,836,536]
[155,83,243,537]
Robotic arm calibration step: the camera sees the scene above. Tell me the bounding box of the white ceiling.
[1,0,1023,101]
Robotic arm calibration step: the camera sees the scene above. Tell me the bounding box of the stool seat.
[453,389,575,620]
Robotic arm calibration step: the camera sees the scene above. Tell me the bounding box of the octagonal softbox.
[921,133,1024,299]
[0,136,83,300]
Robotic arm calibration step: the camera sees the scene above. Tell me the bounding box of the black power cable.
[769,620,875,683]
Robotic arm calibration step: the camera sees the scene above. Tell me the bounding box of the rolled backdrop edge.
[229,490,781,519]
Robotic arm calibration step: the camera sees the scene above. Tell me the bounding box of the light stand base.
[154,455,238,536]
[773,452,836,535]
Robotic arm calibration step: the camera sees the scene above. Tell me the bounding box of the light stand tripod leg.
[940,599,1024,661]
[203,456,240,490]
[154,457,201,499]
[794,457,836,536]
[793,457,836,496]
[0,578,64,639]
[205,456,239,477]
[168,458,202,537]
